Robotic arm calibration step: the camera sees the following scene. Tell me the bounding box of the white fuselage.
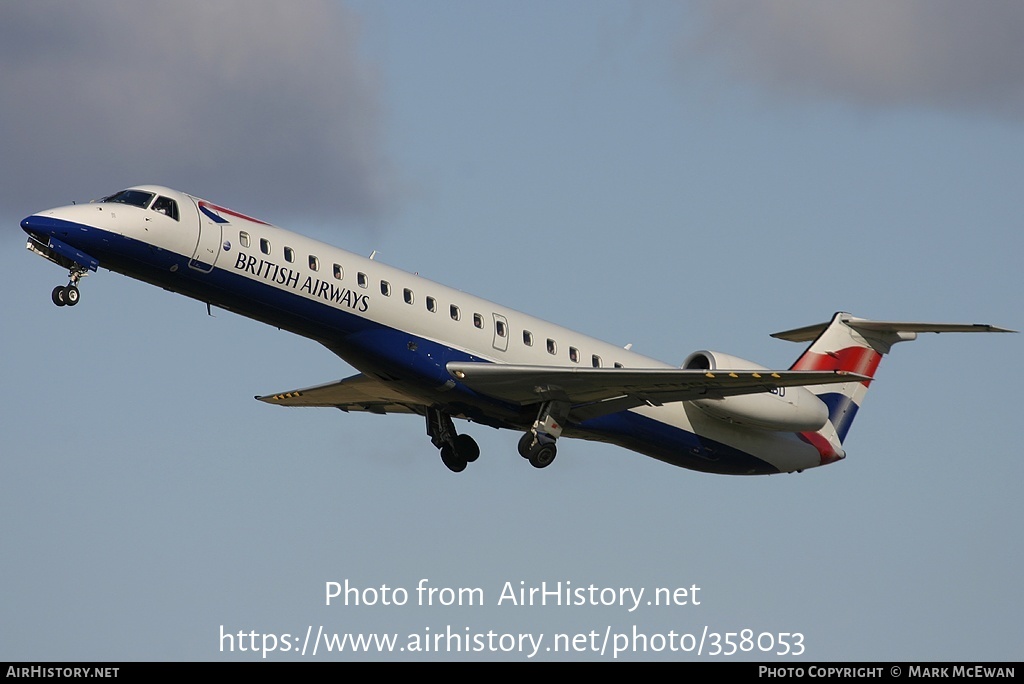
[22,185,827,475]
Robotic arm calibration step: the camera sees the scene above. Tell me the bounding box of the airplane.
[21,185,1013,475]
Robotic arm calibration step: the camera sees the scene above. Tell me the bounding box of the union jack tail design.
[772,313,1012,464]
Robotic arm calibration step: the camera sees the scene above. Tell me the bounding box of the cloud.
[685,1,1024,118]
[1,1,393,224]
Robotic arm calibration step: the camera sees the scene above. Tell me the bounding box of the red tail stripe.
[791,346,881,381]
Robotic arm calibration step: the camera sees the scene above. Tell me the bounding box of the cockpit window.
[151,196,179,221]
[101,189,155,209]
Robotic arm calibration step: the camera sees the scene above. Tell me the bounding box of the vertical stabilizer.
[771,313,1013,462]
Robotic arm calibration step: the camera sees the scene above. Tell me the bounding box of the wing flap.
[256,373,423,415]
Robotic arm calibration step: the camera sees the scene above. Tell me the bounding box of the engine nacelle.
[682,350,829,432]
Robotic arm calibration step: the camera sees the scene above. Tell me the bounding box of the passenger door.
[188,198,223,273]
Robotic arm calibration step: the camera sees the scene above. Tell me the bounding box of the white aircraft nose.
[21,206,100,239]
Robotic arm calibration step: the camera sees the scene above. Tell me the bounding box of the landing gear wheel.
[51,284,81,307]
[454,434,480,463]
[528,442,557,469]
[518,432,534,459]
[440,444,467,473]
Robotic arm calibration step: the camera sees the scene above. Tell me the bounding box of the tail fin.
[772,312,1013,461]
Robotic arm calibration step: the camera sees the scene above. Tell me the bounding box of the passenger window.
[357,272,368,288]
[380,280,391,296]
[309,255,319,271]
[473,313,483,329]
[151,196,179,221]
[333,263,343,280]
[450,304,461,321]
[260,238,271,255]
[496,320,507,337]
[547,339,557,355]
[404,288,414,305]
[239,232,250,248]
[569,347,580,363]
[523,331,534,346]
[284,247,295,263]
[426,296,437,313]
[592,355,602,368]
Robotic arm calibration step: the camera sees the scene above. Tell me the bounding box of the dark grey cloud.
[687,1,1024,118]
[1,1,393,224]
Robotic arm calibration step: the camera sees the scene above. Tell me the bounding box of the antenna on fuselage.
[369,250,377,260]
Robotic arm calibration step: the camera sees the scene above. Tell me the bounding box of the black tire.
[440,444,467,473]
[518,432,534,459]
[64,285,80,306]
[454,434,480,463]
[528,442,557,469]
[52,286,66,307]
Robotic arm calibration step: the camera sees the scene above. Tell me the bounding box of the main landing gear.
[51,266,88,307]
[426,401,570,473]
[517,400,569,469]
[518,431,556,468]
[426,407,480,473]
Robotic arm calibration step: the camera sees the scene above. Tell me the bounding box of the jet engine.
[682,350,829,432]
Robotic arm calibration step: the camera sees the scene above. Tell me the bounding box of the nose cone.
[21,209,102,273]
[21,209,92,239]
[22,213,62,236]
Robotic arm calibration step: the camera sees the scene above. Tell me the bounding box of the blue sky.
[2,1,1021,661]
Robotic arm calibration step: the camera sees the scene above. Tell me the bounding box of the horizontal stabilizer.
[772,318,1015,343]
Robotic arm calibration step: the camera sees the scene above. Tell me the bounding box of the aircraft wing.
[255,373,423,415]
[447,362,869,421]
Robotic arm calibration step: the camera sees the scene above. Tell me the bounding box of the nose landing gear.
[51,284,79,306]
[51,267,88,307]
